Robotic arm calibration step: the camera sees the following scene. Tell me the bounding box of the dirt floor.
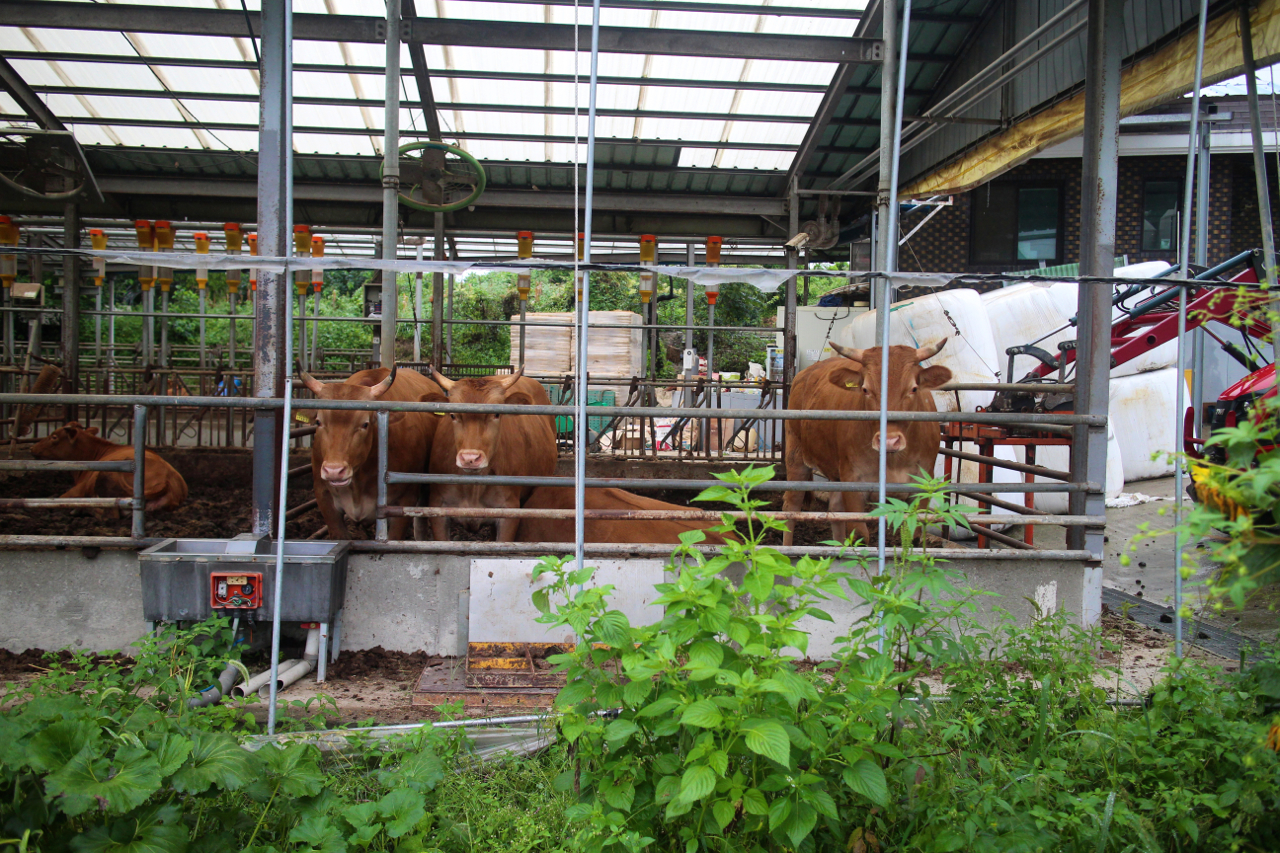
[0,469,326,540]
[0,608,1225,727]
[0,451,846,545]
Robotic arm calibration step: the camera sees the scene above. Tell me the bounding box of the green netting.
[542,385,615,437]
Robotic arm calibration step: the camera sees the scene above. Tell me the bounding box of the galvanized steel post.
[1240,0,1280,381]
[1173,0,1210,658]
[132,404,146,540]
[575,0,603,575]
[61,201,80,424]
[376,410,389,542]
[874,0,897,306]
[1069,0,1122,560]
[683,243,695,407]
[875,0,911,619]
[381,0,401,369]
[1192,121,1210,438]
[432,213,445,367]
[784,180,799,404]
[252,0,293,538]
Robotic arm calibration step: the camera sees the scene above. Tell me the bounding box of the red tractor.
[990,249,1272,484]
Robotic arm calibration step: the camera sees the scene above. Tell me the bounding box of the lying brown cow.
[31,422,188,512]
[301,366,443,540]
[782,339,951,546]
[517,486,729,545]
[421,367,556,542]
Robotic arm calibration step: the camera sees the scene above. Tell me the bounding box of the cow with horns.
[301,366,443,540]
[420,367,557,543]
[782,339,951,546]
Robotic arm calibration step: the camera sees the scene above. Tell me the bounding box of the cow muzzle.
[320,463,352,487]
[456,450,489,471]
[872,432,905,454]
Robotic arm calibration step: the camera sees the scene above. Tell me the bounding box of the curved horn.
[430,367,456,392]
[369,363,397,399]
[299,371,326,395]
[914,338,948,362]
[497,364,525,390]
[829,341,866,363]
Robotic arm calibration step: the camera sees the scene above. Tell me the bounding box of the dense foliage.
[3,469,1278,851]
[60,265,812,374]
[534,468,1280,852]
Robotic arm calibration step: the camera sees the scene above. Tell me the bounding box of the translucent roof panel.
[3,0,882,180]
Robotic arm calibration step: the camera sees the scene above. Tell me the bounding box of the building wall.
[900,153,1254,275]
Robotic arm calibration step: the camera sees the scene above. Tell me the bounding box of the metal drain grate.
[1102,587,1259,663]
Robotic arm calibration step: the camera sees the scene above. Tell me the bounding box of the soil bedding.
[0,470,326,540]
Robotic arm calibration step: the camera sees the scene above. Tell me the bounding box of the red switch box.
[211,571,263,610]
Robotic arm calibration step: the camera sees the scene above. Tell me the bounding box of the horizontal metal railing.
[0,405,148,537]
[0,382,1104,556]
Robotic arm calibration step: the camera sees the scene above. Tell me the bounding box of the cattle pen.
[1,0,1277,730]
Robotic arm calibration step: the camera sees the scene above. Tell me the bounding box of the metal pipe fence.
[0,384,1104,555]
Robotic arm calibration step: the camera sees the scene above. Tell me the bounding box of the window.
[970,183,1062,264]
[1143,180,1180,251]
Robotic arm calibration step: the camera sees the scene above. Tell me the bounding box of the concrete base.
[0,547,1099,657]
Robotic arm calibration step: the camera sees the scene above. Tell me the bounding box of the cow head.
[421,367,533,472]
[827,339,951,454]
[31,422,101,460]
[300,367,397,488]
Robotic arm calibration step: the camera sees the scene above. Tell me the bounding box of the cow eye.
[361,421,370,430]
[449,414,457,421]
[493,413,500,420]
[314,419,323,428]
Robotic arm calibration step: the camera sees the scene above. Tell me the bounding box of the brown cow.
[516,486,729,545]
[782,339,951,546]
[301,366,442,540]
[420,367,556,542]
[31,422,187,512]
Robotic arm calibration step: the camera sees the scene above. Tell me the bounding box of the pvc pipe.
[188,661,241,709]
[302,624,320,660]
[261,659,315,698]
[235,659,300,697]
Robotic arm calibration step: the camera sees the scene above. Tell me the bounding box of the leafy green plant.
[532,466,984,852]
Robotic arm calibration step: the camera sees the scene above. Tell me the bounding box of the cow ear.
[503,391,533,407]
[918,365,952,390]
[827,366,863,391]
[419,391,449,417]
[86,426,100,435]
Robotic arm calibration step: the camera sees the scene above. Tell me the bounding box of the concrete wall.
[0,548,1099,657]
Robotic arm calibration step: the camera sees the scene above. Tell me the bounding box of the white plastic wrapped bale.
[1042,261,1178,378]
[515,312,574,375]
[841,289,1000,412]
[981,283,1077,379]
[1109,366,1180,481]
[1017,422,1125,514]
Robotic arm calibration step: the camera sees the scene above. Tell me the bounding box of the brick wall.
[900,153,1243,275]
[1229,152,1280,258]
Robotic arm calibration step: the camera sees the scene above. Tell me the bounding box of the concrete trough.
[0,546,1099,658]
